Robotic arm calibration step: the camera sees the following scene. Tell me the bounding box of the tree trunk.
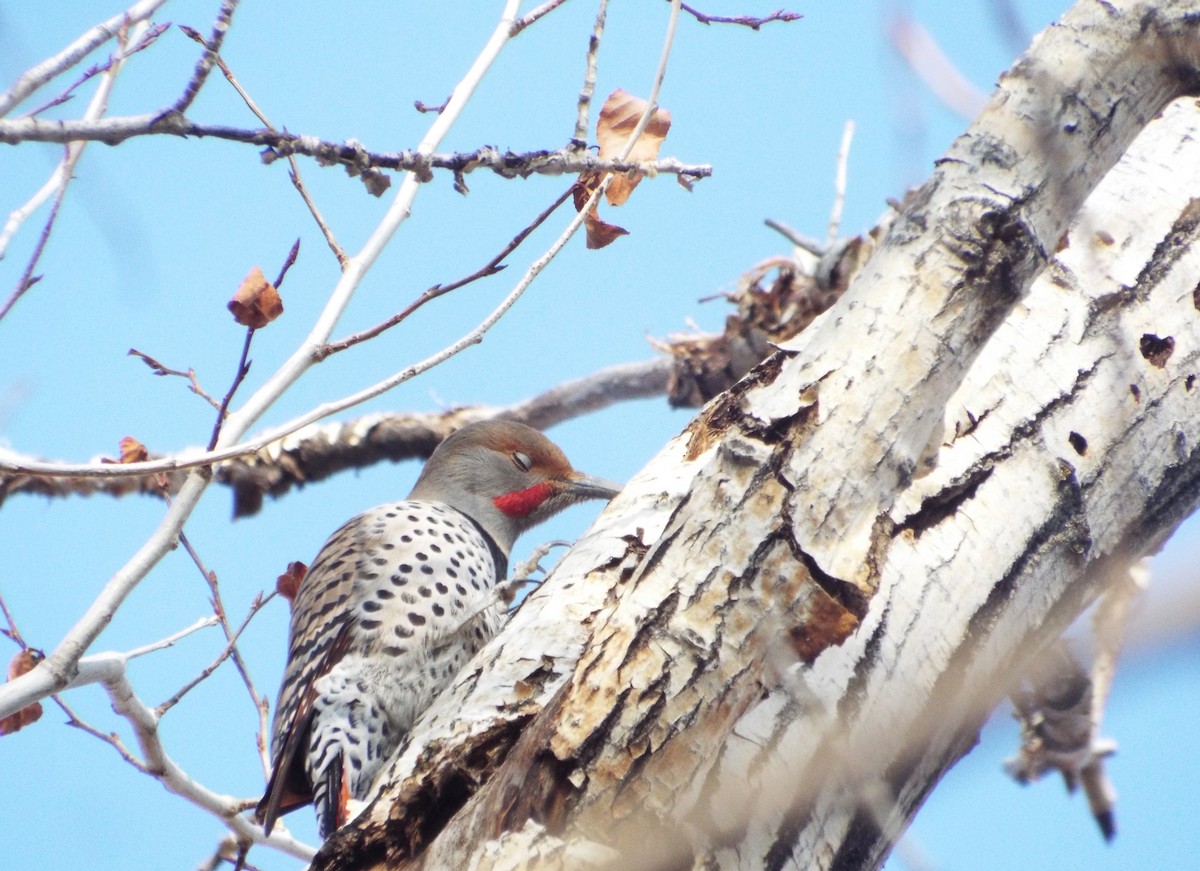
[313,2,1200,868]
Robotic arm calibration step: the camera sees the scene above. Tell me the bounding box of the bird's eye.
[512,451,532,472]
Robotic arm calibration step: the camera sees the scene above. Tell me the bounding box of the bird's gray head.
[408,420,620,555]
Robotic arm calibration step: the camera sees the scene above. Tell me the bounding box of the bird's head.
[408,420,621,555]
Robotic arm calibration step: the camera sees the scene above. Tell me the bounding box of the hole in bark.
[1068,431,1088,456]
[1130,384,1141,402]
[1140,333,1175,368]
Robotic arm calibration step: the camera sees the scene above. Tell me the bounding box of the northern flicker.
[258,420,619,838]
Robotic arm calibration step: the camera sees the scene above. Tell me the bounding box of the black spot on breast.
[432,604,445,617]
[360,618,382,630]
[384,645,406,656]
[409,612,427,626]
[430,543,442,554]
[421,564,434,575]
[362,600,382,612]
[435,582,448,594]
[377,588,395,599]
[416,552,429,562]
[418,586,432,597]
[372,557,389,567]
[394,625,414,639]
[455,583,467,595]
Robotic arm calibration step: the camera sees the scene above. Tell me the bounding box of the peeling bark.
[314,2,1200,869]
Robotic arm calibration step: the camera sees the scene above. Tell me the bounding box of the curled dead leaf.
[584,210,630,250]
[574,174,630,249]
[118,436,148,464]
[276,561,308,605]
[228,266,284,329]
[595,88,672,206]
[0,648,46,735]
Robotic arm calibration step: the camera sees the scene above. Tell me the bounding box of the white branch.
[1,19,149,270]
[0,0,168,119]
[0,0,522,722]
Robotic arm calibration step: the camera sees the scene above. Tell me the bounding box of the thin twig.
[0,588,29,647]
[676,2,802,29]
[0,171,65,320]
[179,25,347,266]
[175,531,273,773]
[510,0,572,35]
[22,23,170,119]
[128,348,222,410]
[170,0,239,116]
[827,119,855,246]
[322,184,575,357]
[209,329,255,451]
[272,237,301,289]
[0,0,168,118]
[764,218,825,255]
[54,693,153,773]
[1,18,149,310]
[573,0,610,145]
[157,592,272,718]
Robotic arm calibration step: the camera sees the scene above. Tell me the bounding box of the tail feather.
[313,752,346,839]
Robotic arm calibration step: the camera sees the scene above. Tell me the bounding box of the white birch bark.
[312,2,1200,868]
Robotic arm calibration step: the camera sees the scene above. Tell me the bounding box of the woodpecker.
[258,420,619,838]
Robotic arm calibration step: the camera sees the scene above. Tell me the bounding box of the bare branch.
[0,176,62,320]
[676,3,802,29]
[1,18,151,312]
[171,527,274,773]
[170,1,239,116]
[186,26,347,266]
[0,0,526,726]
[0,115,711,185]
[827,119,854,246]
[128,348,222,411]
[0,0,168,118]
[510,0,573,36]
[321,184,574,358]
[573,0,610,145]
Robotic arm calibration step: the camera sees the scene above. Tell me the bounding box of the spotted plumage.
[258,421,619,838]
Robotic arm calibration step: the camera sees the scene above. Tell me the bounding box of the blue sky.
[1,1,1196,869]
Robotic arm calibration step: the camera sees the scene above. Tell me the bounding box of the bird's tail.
[313,753,347,839]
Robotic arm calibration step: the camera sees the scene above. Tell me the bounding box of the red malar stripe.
[493,481,555,517]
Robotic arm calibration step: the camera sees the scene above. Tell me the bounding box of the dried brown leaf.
[276,561,308,605]
[595,88,671,206]
[573,175,629,249]
[118,436,148,464]
[584,210,630,250]
[228,266,283,329]
[0,649,45,735]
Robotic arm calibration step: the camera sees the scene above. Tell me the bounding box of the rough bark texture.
[313,2,1200,869]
